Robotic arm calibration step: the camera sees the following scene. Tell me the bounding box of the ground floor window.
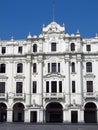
[0,103,7,122]
[13,103,24,122]
[30,111,37,123]
[46,102,63,123]
[71,111,78,123]
[84,102,97,123]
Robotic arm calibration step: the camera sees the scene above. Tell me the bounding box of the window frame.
[0,64,6,73]
[33,81,37,93]
[51,42,56,52]
[16,82,23,93]
[17,63,23,73]
[86,62,92,73]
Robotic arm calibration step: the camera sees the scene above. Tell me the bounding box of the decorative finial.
[76,29,80,34]
[27,32,32,39]
[11,36,14,41]
[96,33,98,38]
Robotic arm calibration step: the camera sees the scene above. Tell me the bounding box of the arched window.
[33,63,37,73]
[71,43,75,51]
[72,62,75,73]
[17,63,23,73]
[86,62,92,72]
[33,44,37,52]
[0,64,6,73]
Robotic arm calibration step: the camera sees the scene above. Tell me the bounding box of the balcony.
[84,92,96,99]
[43,93,64,99]
[14,93,25,100]
[0,93,7,99]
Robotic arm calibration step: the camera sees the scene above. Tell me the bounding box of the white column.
[77,56,82,105]
[38,56,43,106]
[65,56,70,105]
[7,109,13,122]
[80,108,84,123]
[97,109,98,123]
[26,56,31,106]
[8,60,14,106]
[25,109,30,122]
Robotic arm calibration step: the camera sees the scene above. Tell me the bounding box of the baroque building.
[0,21,98,123]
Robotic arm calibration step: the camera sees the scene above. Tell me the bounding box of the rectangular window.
[51,81,57,93]
[48,63,50,73]
[16,82,23,93]
[87,81,93,92]
[1,47,6,54]
[18,46,22,53]
[51,42,56,51]
[0,82,5,93]
[33,63,37,73]
[86,45,91,51]
[33,81,37,93]
[72,81,75,93]
[58,63,60,73]
[46,81,49,93]
[52,63,56,73]
[59,81,62,93]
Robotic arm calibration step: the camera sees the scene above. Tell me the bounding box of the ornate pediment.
[14,75,25,80]
[42,22,65,34]
[0,75,8,80]
[43,73,65,78]
[84,73,95,79]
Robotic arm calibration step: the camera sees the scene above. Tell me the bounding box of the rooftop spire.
[52,0,55,21]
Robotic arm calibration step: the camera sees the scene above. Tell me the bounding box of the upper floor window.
[0,64,6,73]
[46,81,49,93]
[33,44,37,52]
[51,81,57,93]
[18,46,22,54]
[33,81,37,93]
[16,82,23,93]
[86,62,92,72]
[33,63,37,73]
[86,45,91,52]
[1,47,6,54]
[58,63,60,73]
[59,81,62,93]
[71,62,75,73]
[52,63,56,73]
[48,63,60,73]
[0,82,5,93]
[86,81,93,92]
[72,81,75,93]
[48,63,50,73]
[71,43,75,51]
[17,63,23,73]
[51,42,56,51]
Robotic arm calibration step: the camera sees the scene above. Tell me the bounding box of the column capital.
[76,54,82,62]
[37,56,43,63]
[64,55,70,62]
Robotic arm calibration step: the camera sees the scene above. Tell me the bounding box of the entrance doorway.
[30,111,37,123]
[46,102,63,123]
[71,111,78,123]
[0,103,7,122]
[84,102,97,123]
[13,103,24,122]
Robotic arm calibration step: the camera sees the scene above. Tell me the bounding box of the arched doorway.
[84,102,97,123]
[13,103,24,122]
[46,102,63,123]
[0,103,7,122]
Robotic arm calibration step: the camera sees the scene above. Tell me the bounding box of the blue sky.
[0,0,97,40]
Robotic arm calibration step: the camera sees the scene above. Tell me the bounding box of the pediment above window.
[43,73,65,78]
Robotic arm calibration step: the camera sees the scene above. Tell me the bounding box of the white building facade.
[0,22,98,123]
